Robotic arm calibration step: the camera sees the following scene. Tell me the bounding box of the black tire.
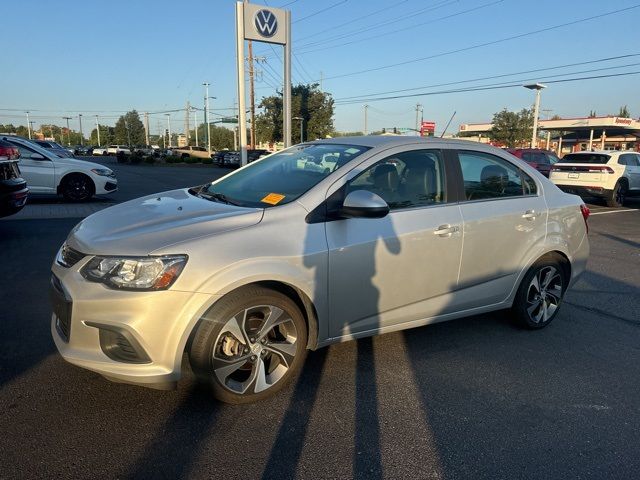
[189,286,308,404]
[60,173,94,202]
[511,255,568,329]
[605,180,627,208]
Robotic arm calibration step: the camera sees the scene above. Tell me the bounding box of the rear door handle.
[522,209,537,220]
[434,224,459,237]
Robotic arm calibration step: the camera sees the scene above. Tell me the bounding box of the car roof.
[308,135,490,149]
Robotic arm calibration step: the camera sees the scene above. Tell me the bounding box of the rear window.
[561,153,610,164]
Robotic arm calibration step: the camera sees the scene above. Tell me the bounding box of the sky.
[1,0,639,137]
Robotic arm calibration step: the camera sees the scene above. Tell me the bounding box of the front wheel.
[189,286,308,404]
[511,256,567,329]
[605,181,626,207]
[61,174,94,202]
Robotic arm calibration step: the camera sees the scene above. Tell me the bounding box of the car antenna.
[440,111,456,138]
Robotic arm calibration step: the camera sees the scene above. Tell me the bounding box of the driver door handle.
[522,209,537,220]
[434,224,459,237]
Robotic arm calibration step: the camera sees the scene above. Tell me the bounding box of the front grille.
[58,244,85,268]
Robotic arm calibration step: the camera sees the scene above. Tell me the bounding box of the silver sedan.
[51,136,590,403]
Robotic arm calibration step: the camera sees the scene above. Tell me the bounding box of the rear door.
[620,154,640,190]
[453,149,547,310]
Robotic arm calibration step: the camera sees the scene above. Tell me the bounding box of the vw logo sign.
[254,9,278,38]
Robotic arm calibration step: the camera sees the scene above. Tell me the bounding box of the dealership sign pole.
[236,2,290,167]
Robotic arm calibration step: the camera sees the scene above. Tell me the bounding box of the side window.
[546,153,561,164]
[635,155,640,166]
[458,151,536,201]
[618,155,629,166]
[12,144,37,160]
[348,149,446,210]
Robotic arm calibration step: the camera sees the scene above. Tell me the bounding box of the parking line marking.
[590,209,637,216]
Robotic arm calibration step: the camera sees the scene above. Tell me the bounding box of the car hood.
[67,188,264,255]
[53,157,111,170]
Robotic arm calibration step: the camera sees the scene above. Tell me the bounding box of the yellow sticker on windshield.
[261,193,285,205]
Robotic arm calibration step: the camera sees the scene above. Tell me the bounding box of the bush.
[116,152,128,163]
[164,155,182,163]
[184,157,199,164]
[143,156,156,164]
[202,158,213,165]
[130,151,144,164]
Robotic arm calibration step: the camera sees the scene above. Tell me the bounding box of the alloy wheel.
[212,305,298,394]
[525,266,563,324]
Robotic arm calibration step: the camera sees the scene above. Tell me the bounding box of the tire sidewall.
[61,174,94,202]
[189,286,308,404]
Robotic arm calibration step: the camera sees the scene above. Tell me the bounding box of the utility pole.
[194,109,199,147]
[62,116,72,145]
[143,112,150,146]
[203,82,210,152]
[78,114,84,145]
[185,101,190,144]
[415,103,422,136]
[25,111,31,139]
[320,71,323,91]
[524,83,546,149]
[165,114,171,147]
[364,104,369,135]
[248,40,256,149]
[95,115,101,146]
[29,121,35,138]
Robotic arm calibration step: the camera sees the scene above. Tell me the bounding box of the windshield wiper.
[198,190,239,206]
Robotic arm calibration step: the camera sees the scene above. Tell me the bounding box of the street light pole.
[208,96,217,152]
[95,115,100,146]
[293,116,303,143]
[78,114,84,146]
[364,104,368,135]
[524,83,546,148]
[165,114,171,147]
[203,82,210,153]
[194,109,199,147]
[62,116,72,145]
[25,111,31,139]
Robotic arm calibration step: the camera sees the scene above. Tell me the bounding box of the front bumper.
[94,176,118,195]
[50,255,216,389]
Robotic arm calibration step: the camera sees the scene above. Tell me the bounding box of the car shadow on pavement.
[260,348,328,480]
[125,384,221,479]
[597,231,640,249]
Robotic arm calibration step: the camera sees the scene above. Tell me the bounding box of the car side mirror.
[340,190,389,219]
[29,153,46,160]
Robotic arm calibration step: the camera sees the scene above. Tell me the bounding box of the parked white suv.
[3,136,117,202]
[550,150,640,207]
[106,145,131,155]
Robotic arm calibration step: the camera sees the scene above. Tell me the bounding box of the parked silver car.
[51,136,590,403]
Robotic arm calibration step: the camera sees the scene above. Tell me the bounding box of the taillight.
[0,146,19,160]
[587,166,615,173]
[580,204,590,234]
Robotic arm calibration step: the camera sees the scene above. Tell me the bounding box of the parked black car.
[0,140,28,218]
[211,151,227,166]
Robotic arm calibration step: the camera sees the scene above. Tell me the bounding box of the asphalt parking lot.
[0,164,639,479]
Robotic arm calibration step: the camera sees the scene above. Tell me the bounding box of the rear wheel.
[60,173,94,202]
[189,286,308,404]
[605,180,627,207]
[512,256,567,329]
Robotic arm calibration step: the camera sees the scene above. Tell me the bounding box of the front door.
[326,148,463,338]
[13,144,56,193]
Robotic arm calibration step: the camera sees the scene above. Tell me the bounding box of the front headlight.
[91,168,115,177]
[81,255,187,290]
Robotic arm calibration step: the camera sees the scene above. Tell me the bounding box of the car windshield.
[200,143,369,208]
[561,153,610,164]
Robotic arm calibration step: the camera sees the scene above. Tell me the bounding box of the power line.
[320,4,640,82]
[336,54,640,101]
[298,0,459,49]
[293,0,348,23]
[334,70,640,105]
[297,0,503,55]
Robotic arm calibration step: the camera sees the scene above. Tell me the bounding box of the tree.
[190,123,235,150]
[90,125,115,145]
[255,83,334,143]
[489,108,533,148]
[618,105,630,118]
[114,110,145,145]
[588,110,597,118]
